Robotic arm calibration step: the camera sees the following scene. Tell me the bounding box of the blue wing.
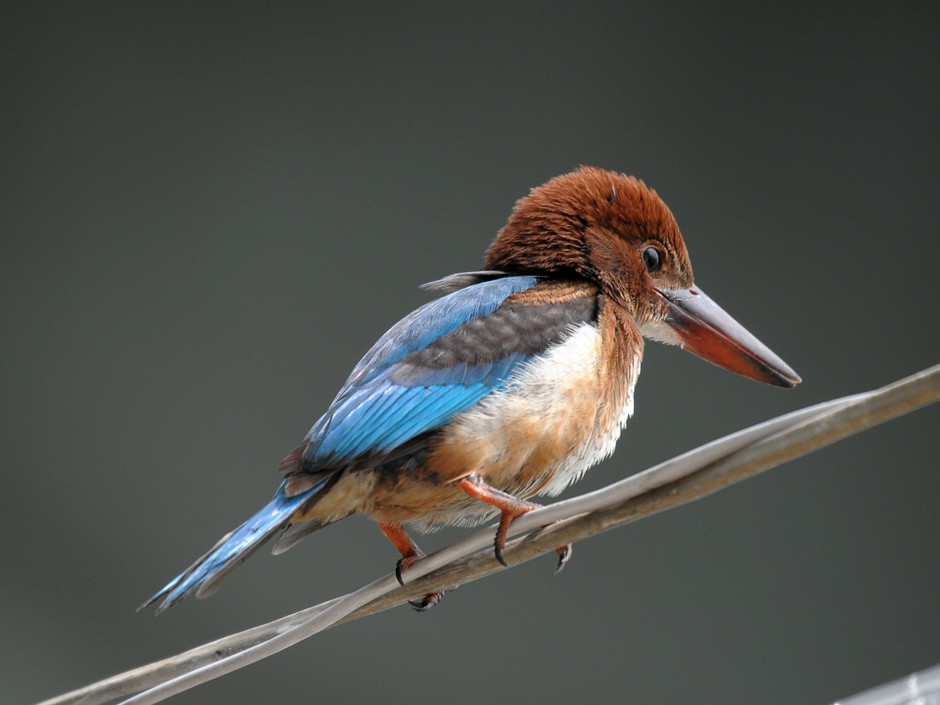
[143,274,599,611]
[302,275,540,465]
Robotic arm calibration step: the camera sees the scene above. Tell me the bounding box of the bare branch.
[37,363,940,705]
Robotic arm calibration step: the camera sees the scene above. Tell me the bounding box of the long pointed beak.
[656,286,801,388]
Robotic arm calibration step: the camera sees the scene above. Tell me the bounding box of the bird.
[142,166,800,613]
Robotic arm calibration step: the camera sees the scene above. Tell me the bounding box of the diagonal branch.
[37,363,940,705]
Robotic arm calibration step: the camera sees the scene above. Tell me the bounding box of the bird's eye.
[642,246,662,273]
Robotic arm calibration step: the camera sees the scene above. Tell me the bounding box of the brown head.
[484,167,693,325]
[484,167,800,387]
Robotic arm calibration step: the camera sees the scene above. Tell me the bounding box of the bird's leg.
[457,474,572,570]
[377,521,425,584]
[376,521,443,611]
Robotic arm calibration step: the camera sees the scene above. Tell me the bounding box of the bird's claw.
[395,552,444,612]
[395,554,423,587]
[409,590,445,611]
[554,543,573,574]
[494,525,572,575]
[395,558,407,587]
[494,537,509,567]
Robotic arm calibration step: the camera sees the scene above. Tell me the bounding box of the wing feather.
[298,275,598,468]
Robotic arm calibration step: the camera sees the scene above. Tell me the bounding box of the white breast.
[443,321,641,498]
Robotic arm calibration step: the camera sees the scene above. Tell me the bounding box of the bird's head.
[484,167,800,388]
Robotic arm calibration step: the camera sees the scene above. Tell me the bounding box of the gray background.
[3,3,938,704]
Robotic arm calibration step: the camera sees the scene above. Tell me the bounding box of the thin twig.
[36,364,940,705]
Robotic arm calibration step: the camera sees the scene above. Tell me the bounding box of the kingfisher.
[143,167,800,613]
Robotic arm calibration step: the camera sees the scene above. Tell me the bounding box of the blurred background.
[2,3,938,704]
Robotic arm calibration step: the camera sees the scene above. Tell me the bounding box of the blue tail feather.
[142,479,327,613]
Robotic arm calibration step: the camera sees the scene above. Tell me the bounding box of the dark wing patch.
[392,285,598,386]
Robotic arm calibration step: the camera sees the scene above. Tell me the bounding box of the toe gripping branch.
[457,474,572,572]
[378,474,572,612]
[377,522,443,611]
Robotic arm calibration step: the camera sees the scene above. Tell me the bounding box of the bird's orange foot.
[398,554,444,611]
[458,475,538,566]
[492,502,539,566]
[457,475,574,570]
[378,521,442,610]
